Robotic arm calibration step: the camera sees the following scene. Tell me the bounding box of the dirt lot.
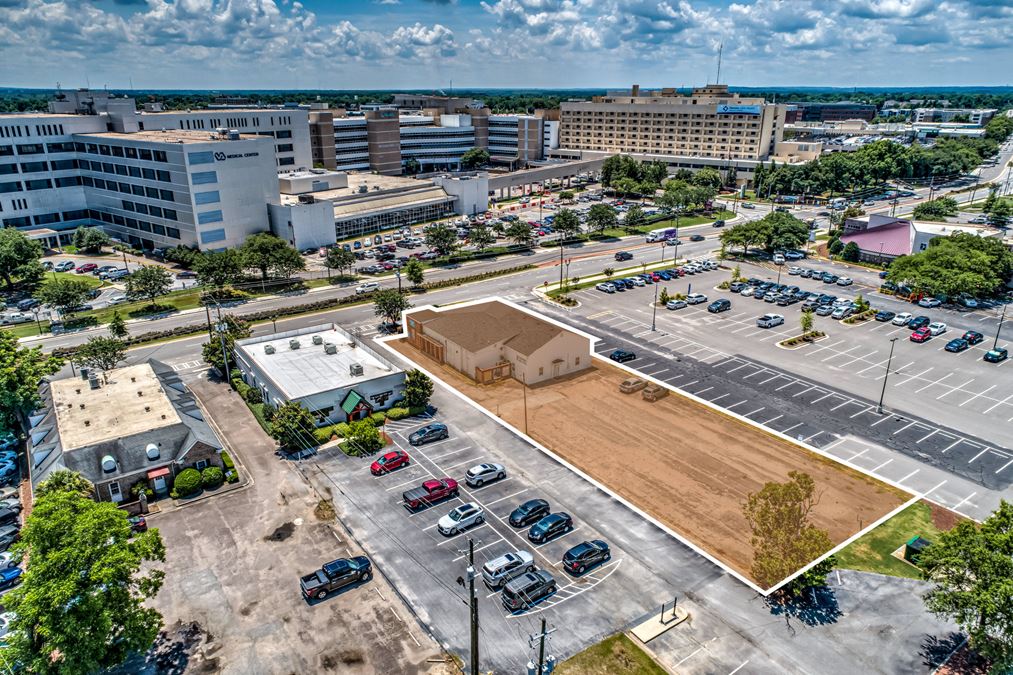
[391,339,907,588]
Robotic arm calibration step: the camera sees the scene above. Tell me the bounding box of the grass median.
[555,633,667,675]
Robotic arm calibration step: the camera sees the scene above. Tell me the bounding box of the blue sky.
[0,0,1009,90]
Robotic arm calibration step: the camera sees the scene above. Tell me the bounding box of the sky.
[0,0,1010,90]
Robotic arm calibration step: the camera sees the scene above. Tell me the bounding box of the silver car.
[465,463,506,488]
[482,550,535,589]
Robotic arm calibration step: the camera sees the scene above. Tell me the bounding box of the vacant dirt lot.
[391,339,907,588]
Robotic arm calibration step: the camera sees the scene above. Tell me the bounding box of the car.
[831,306,853,320]
[741,202,755,209]
[666,299,687,310]
[630,277,645,286]
[370,450,410,475]
[686,293,707,305]
[482,550,536,589]
[815,304,835,316]
[927,322,947,336]
[910,327,932,343]
[918,297,941,308]
[15,299,39,312]
[763,292,778,303]
[800,269,814,278]
[596,283,616,294]
[106,269,131,280]
[836,277,853,286]
[0,312,31,326]
[0,526,18,553]
[788,266,802,275]
[527,512,574,544]
[437,502,484,536]
[892,312,913,326]
[784,251,806,260]
[562,540,611,575]
[501,570,557,611]
[465,462,506,487]
[509,498,551,528]
[408,423,448,446]
[875,310,896,322]
[908,316,931,330]
[76,263,98,274]
[609,349,636,363]
[712,220,725,228]
[959,296,979,309]
[0,551,21,570]
[707,299,731,313]
[689,234,705,242]
[300,556,372,600]
[740,287,756,297]
[0,567,21,592]
[963,331,984,345]
[945,338,969,353]
[54,261,75,272]
[772,254,785,265]
[614,251,633,262]
[984,347,1008,363]
[729,281,746,293]
[757,313,784,328]
[822,274,839,284]
[176,270,198,279]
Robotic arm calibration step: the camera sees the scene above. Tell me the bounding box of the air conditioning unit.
[349,363,364,377]
[324,343,337,355]
[289,339,301,350]
[311,335,323,345]
[264,344,276,354]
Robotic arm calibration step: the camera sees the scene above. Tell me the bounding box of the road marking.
[869,415,895,427]
[871,458,893,472]
[952,492,978,510]
[742,368,769,379]
[483,488,529,507]
[941,439,963,453]
[995,459,1013,474]
[894,421,917,434]
[893,367,933,387]
[803,431,823,442]
[763,414,783,425]
[936,378,975,400]
[708,393,729,403]
[915,373,951,394]
[728,661,751,675]
[850,406,873,419]
[743,407,765,418]
[682,379,700,388]
[968,448,990,464]
[776,379,800,391]
[812,392,835,403]
[792,385,819,398]
[693,386,714,396]
[959,384,997,408]
[898,469,920,483]
[916,430,938,444]
[983,393,1013,415]
[726,400,748,409]
[850,448,869,461]
[427,446,474,462]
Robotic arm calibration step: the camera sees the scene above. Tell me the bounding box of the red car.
[77,263,98,274]
[651,273,661,282]
[910,327,932,343]
[370,450,410,475]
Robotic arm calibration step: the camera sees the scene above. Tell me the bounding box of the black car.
[0,508,18,528]
[408,423,448,446]
[945,338,969,353]
[16,299,39,312]
[509,498,551,527]
[527,512,574,544]
[823,274,839,284]
[562,540,611,575]
[502,570,556,611]
[609,349,636,363]
[984,347,1009,363]
[614,251,633,262]
[908,316,931,330]
[712,220,726,228]
[707,299,731,313]
[963,331,984,345]
[875,310,896,322]
[690,234,705,242]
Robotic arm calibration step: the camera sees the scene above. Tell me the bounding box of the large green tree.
[270,401,318,451]
[403,258,425,287]
[74,337,127,383]
[34,469,94,499]
[919,500,1013,668]
[988,200,1011,229]
[599,155,643,187]
[0,332,63,433]
[623,204,646,231]
[193,249,244,288]
[913,197,959,221]
[240,233,305,281]
[552,208,581,241]
[4,481,166,674]
[36,277,92,317]
[424,223,459,256]
[468,223,495,251]
[108,310,129,340]
[692,167,723,190]
[126,265,174,308]
[0,228,44,290]
[505,221,535,247]
[200,314,252,374]
[887,232,1013,297]
[403,369,434,409]
[586,203,618,235]
[373,288,412,326]
[460,147,490,169]
[71,226,110,254]
[324,247,356,278]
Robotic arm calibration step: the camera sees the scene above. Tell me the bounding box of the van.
[482,550,535,589]
[501,570,556,611]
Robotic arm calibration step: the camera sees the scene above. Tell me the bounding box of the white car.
[784,250,806,260]
[969,215,988,224]
[437,502,485,536]
[355,281,380,294]
[741,202,756,209]
[960,297,979,309]
[596,283,615,294]
[928,322,947,336]
[686,293,708,305]
[465,463,506,488]
[892,312,913,326]
[107,295,130,306]
[757,313,785,328]
[740,286,756,297]
[773,254,786,265]
[630,277,646,287]
[482,550,535,589]
[788,266,802,275]
[0,313,31,325]
[918,297,941,308]
[831,306,853,320]
[666,299,687,310]
[836,277,853,286]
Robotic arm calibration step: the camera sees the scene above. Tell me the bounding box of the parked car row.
[787,267,852,286]
[595,260,719,294]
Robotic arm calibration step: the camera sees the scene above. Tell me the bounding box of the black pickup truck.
[300,556,372,600]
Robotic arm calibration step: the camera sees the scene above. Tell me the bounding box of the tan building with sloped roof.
[404,300,592,385]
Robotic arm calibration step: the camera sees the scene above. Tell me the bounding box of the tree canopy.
[468,223,495,251]
[553,208,581,240]
[126,265,174,307]
[324,247,356,276]
[460,147,490,169]
[270,401,318,451]
[424,223,459,256]
[372,288,412,325]
[505,221,534,247]
[913,197,959,221]
[0,227,44,290]
[0,331,63,433]
[239,233,305,281]
[887,232,1013,297]
[36,277,92,316]
[719,211,809,255]
[586,203,617,234]
[200,314,252,374]
[74,337,127,383]
[193,249,244,288]
[403,369,433,409]
[71,226,110,254]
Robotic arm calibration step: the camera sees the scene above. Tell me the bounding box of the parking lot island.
[387,298,909,590]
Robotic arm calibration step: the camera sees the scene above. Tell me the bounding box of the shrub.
[344,419,384,456]
[225,469,239,484]
[234,380,251,398]
[173,468,202,497]
[220,451,235,471]
[386,407,409,421]
[408,405,428,416]
[201,466,224,489]
[369,411,387,425]
[129,479,153,500]
[243,386,262,404]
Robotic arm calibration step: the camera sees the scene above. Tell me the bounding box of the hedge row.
[312,405,419,444]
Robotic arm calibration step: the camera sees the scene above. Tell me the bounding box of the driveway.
[144,376,449,674]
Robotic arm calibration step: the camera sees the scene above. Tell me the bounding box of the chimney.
[631,84,640,97]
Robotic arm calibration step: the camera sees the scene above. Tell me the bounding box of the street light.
[994,302,1008,350]
[31,307,42,336]
[877,337,899,414]
[651,282,659,331]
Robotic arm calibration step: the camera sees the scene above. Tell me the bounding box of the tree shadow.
[920,632,981,671]
[765,585,843,628]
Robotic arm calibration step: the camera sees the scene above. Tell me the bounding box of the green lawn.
[648,209,735,229]
[555,633,667,675]
[835,501,944,580]
[47,271,106,290]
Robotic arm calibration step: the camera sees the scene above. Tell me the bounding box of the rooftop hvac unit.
[324,343,337,355]
[297,194,316,204]
[264,344,276,355]
[80,367,90,380]
[227,130,240,140]
[145,443,160,460]
[289,339,301,350]
[349,363,364,377]
[311,335,323,345]
[88,375,101,390]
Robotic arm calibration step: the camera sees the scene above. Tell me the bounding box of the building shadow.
[765,585,843,627]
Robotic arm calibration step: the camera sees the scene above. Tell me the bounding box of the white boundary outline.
[378,296,920,597]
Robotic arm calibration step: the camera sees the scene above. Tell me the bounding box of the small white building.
[233,323,406,425]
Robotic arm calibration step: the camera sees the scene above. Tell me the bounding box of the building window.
[197,210,223,225]
[195,459,209,470]
[276,129,292,139]
[575,356,580,365]
[278,157,295,166]
[188,151,215,165]
[108,482,122,500]
[191,171,218,185]
[25,179,52,190]
[153,150,168,162]
[199,228,227,244]
[194,190,220,205]
[538,367,544,376]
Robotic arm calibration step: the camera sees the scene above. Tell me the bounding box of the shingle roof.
[411,301,564,356]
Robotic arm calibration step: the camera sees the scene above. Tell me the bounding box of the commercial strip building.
[233,323,406,425]
[28,361,224,503]
[784,102,877,123]
[840,214,1003,262]
[880,107,998,126]
[786,119,988,143]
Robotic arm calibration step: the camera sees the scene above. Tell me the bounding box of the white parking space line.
[453,539,505,563]
[385,476,428,492]
[850,448,869,461]
[726,400,749,409]
[728,660,751,675]
[743,407,765,418]
[709,393,730,403]
[742,368,770,379]
[899,469,920,483]
[893,367,933,387]
[793,385,820,398]
[995,459,1013,474]
[812,392,835,404]
[803,431,824,442]
[871,458,893,473]
[757,373,783,385]
[984,393,1013,415]
[916,430,938,444]
[830,398,855,411]
[682,380,700,388]
[869,415,895,427]
[942,439,963,453]
[895,421,917,434]
[953,492,978,510]
[763,414,783,425]
[850,406,874,419]
[915,373,952,394]
[435,523,491,546]
[781,422,803,434]
[936,378,975,400]
[693,386,714,396]
[427,446,474,462]
[442,456,483,472]
[822,345,861,363]
[959,384,997,408]
[726,363,753,374]
[776,379,800,391]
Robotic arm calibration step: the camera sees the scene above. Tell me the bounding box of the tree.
[0,227,44,290]
[982,186,999,213]
[36,277,92,317]
[75,337,127,383]
[71,226,110,254]
[829,239,845,256]
[602,267,614,280]
[614,177,639,198]
[692,167,723,190]
[344,419,383,455]
[600,155,642,187]
[558,190,575,202]
[800,309,815,340]
[469,223,495,251]
[193,249,244,288]
[919,500,1013,666]
[108,311,128,340]
[404,157,421,175]
[324,247,356,277]
[34,469,94,499]
[642,160,669,188]
[240,233,305,281]
[460,147,490,169]
[403,258,425,287]
[4,485,165,674]
[623,204,646,231]
[373,288,412,326]
[887,232,1013,297]
[913,197,959,221]
[841,241,861,262]
[505,221,534,248]
[988,200,1011,229]
[403,369,434,410]
[424,223,459,256]
[742,471,833,588]
[0,332,63,434]
[553,208,581,241]
[270,401,318,451]
[201,315,252,374]
[586,203,618,235]
[126,265,174,308]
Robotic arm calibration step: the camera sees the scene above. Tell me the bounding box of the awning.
[340,390,367,415]
[147,467,170,479]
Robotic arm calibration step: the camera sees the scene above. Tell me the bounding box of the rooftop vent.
[144,406,150,413]
[311,335,323,345]
[349,363,364,377]
[324,342,337,355]
[137,390,144,397]
[289,339,301,350]
[84,420,90,427]
[101,455,117,473]
[264,344,276,355]
[145,443,160,460]
[80,367,90,381]
[130,376,136,383]
[227,130,240,140]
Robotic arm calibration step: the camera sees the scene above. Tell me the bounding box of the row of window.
[96,210,182,239]
[3,208,93,227]
[121,199,178,220]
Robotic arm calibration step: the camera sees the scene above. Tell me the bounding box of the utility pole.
[467,539,479,675]
[527,618,557,674]
[877,337,898,414]
[995,303,1008,350]
[651,281,659,331]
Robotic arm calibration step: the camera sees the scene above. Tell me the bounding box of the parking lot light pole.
[877,337,899,414]
[652,283,659,331]
[468,538,479,675]
[995,303,1008,350]
[31,307,42,336]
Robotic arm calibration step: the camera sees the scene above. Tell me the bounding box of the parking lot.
[537,261,1012,521]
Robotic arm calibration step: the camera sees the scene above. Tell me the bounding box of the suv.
[527,512,574,544]
[984,347,1009,363]
[757,313,784,328]
[562,540,611,575]
[609,349,636,363]
[509,499,551,528]
[465,463,506,488]
[408,423,448,446]
[614,251,633,261]
[502,570,556,611]
[707,299,731,313]
[686,293,708,305]
[355,281,380,294]
[437,502,484,536]
[482,550,535,589]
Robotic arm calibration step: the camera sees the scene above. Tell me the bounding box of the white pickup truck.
[757,313,785,328]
